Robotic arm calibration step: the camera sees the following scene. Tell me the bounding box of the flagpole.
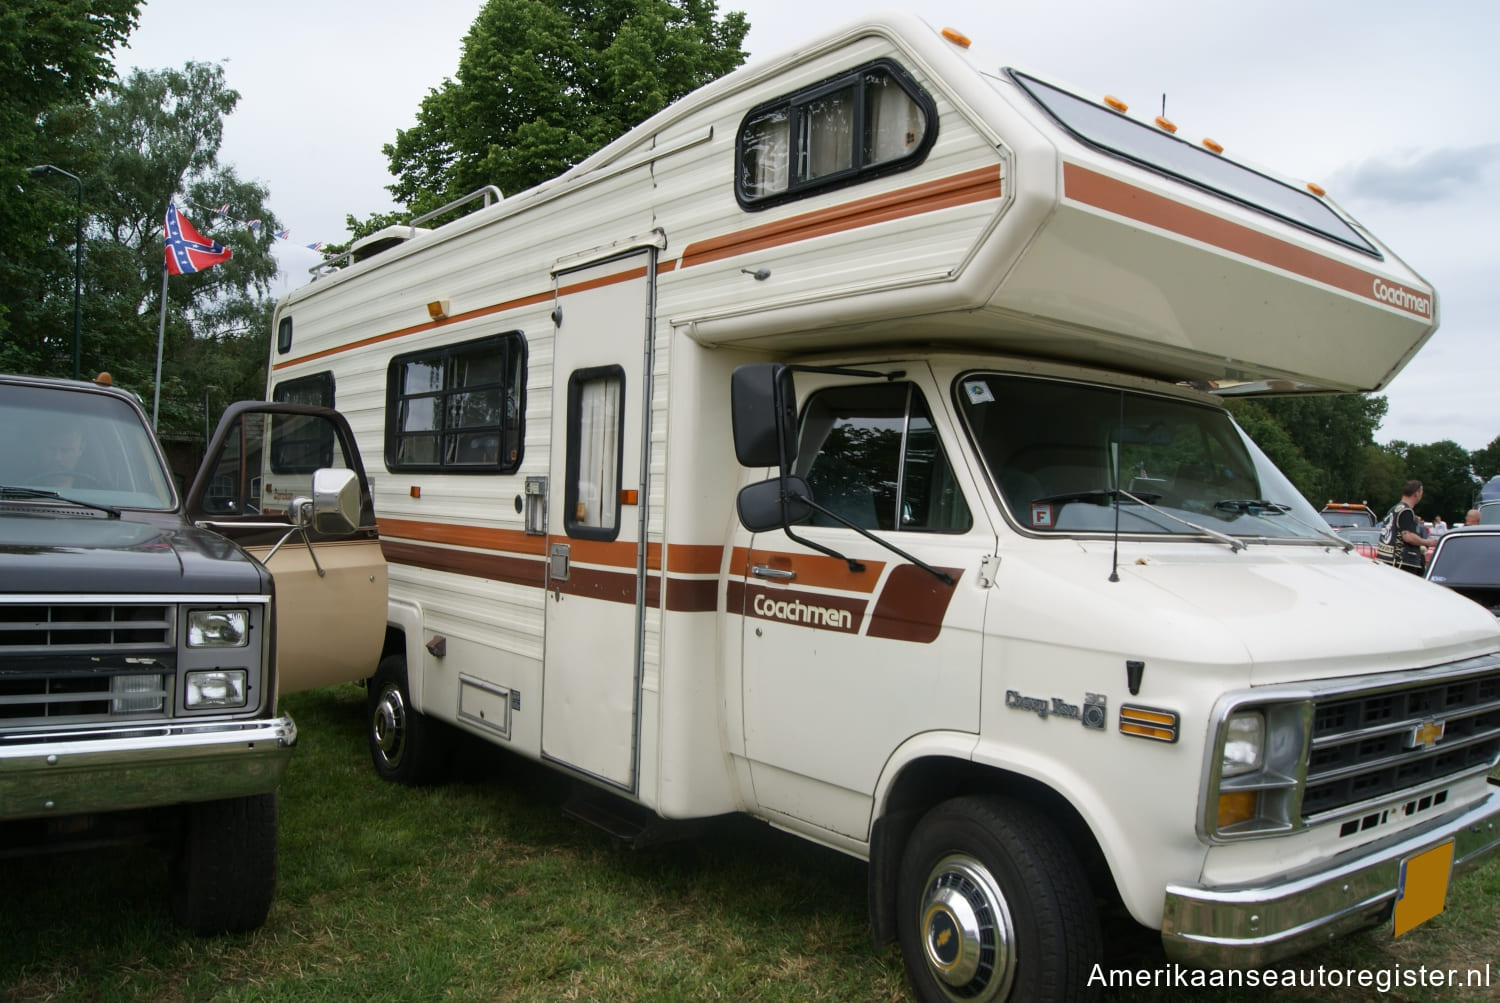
[153,238,169,430]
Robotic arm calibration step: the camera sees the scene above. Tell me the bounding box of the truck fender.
[871,731,1203,933]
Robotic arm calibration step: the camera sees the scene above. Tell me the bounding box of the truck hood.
[0,512,265,594]
[1009,542,1500,687]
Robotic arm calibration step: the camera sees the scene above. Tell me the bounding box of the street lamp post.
[203,384,218,444]
[26,165,84,380]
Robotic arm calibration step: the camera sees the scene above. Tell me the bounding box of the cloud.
[1333,144,1500,205]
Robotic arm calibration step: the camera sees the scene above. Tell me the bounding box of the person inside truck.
[30,424,91,490]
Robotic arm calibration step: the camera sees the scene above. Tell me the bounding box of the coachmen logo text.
[752,593,854,631]
[1372,278,1431,317]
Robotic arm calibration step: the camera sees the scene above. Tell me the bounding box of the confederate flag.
[164,202,232,274]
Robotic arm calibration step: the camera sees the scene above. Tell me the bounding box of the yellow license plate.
[1393,840,1455,937]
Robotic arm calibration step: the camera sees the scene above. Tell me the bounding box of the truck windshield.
[0,384,175,510]
[956,373,1329,541]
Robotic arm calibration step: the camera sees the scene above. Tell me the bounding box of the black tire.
[170,792,278,935]
[896,795,1101,1003]
[367,653,453,786]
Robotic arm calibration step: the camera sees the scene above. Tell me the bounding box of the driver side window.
[795,383,971,533]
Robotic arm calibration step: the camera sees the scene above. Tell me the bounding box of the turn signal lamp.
[1217,791,1259,829]
[1201,138,1224,154]
[940,27,971,48]
[1154,115,1177,134]
[427,299,450,320]
[1103,95,1128,113]
[1306,182,1327,197]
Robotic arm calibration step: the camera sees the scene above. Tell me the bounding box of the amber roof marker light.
[940,26,971,48]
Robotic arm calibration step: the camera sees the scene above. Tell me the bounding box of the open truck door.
[187,401,387,693]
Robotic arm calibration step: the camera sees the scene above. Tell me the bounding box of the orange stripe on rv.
[730,546,886,593]
[1061,163,1433,319]
[679,167,1003,269]
[377,517,548,556]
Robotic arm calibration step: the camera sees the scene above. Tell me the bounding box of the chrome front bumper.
[1162,786,1500,968]
[0,716,298,821]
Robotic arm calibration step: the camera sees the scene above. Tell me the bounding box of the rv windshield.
[956,374,1329,542]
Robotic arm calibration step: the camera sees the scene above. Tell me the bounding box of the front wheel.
[896,795,1100,1003]
[367,653,452,786]
[170,792,278,935]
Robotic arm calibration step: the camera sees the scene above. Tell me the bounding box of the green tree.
[1470,435,1500,482]
[81,62,282,434]
[1357,443,1405,514]
[0,0,140,352]
[1225,399,1320,501]
[355,0,748,239]
[1399,439,1477,525]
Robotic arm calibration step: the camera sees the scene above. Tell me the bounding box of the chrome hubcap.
[372,684,407,769]
[919,854,1016,1002]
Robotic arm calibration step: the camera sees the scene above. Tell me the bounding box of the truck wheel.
[896,795,1100,1003]
[170,792,278,935]
[367,653,452,785]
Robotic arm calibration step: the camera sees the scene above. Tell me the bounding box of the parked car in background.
[1426,526,1500,617]
[1320,501,1379,529]
[1334,525,1382,560]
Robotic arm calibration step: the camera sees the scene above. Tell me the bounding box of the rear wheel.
[170,792,278,935]
[367,653,452,785]
[896,795,1100,1003]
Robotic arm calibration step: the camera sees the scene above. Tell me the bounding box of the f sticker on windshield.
[1031,502,1054,529]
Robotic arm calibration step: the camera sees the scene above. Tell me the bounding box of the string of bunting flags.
[178,195,328,252]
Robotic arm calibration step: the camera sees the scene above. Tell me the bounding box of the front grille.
[0,604,176,726]
[1303,669,1500,818]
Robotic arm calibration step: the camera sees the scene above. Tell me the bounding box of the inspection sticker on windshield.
[963,380,995,404]
[1031,503,1054,529]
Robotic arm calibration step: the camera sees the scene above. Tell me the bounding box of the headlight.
[1221,711,1265,778]
[187,609,248,647]
[184,669,247,708]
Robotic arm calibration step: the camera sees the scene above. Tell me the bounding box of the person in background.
[1463,508,1481,527]
[1387,480,1436,575]
[1432,515,1448,535]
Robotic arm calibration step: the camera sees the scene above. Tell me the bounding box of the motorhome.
[265,12,1500,1001]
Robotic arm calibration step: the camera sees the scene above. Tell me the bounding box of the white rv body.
[270,12,1499,998]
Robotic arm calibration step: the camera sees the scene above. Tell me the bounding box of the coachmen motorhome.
[266,12,1500,1002]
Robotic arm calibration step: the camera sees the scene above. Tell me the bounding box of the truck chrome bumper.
[1162,787,1500,968]
[0,716,297,821]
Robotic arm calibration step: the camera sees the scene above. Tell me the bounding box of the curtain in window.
[575,375,621,530]
[866,73,925,166]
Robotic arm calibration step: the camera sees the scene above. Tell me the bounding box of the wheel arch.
[868,752,1115,946]
[383,597,423,710]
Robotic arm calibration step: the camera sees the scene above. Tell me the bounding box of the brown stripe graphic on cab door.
[866,564,962,644]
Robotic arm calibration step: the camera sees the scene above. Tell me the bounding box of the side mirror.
[309,468,361,536]
[731,363,797,469]
[736,476,813,532]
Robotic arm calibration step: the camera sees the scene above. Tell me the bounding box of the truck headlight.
[188,609,248,647]
[1221,711,1265,777]
[184,669,247,708]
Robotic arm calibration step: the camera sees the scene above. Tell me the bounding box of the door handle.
[751,565,796,581]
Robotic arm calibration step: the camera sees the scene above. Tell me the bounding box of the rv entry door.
[541,248,656,790]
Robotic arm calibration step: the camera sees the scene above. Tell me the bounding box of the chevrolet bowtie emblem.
[1410,719,1445,749]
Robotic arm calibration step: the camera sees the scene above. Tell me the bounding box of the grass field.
[3,686,1497,1002]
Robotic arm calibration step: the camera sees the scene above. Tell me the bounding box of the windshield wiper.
[1034,488,1163,506]
[0,485,121,518]
[1214,497,1350,549]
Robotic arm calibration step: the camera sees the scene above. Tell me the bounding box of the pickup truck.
[0,373,384,933]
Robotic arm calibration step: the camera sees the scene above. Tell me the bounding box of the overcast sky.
[118,0,1499,452]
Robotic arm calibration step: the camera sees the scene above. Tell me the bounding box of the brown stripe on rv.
[379,518,547,555]
[865,564,962,644]
[679,167,1003,269]
[741,583,866,635]
[381,539,544,588]
[1061,163,1434,319]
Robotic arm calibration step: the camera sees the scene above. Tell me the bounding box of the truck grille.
[0,604,176,725]
[1302,669,1500,818]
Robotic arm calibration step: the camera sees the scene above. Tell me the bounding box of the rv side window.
[794,383,971,533]
[272,371,334,408]
[736,60,936,208]
[563,367,625,541]
[385,332,526,474]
